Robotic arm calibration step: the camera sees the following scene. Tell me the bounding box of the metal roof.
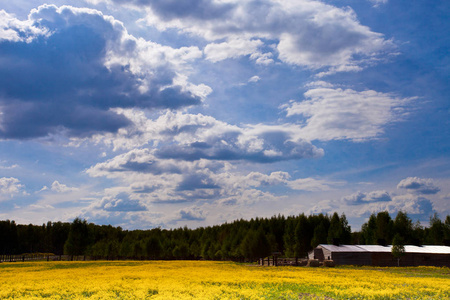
[318,244,450,254]
[318,244,366,252]
[357,245,391,253]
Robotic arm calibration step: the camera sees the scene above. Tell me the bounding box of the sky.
[0,0,449,230]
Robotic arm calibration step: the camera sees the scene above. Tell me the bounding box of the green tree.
[361,214,377,244]
[283,217,296,257]
[294,214,311,258]
[311,221,327,248]
[444,215,450,244]
[327,213,351,245]
[375,211,393,245]
[391,234,405,267]
[240,227,271,261]
[145,236,162,259]
[64,218,90,256]
[393,211,413,244]
[427,213,444,245]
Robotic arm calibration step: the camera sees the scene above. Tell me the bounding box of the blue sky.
[0,0,448,230]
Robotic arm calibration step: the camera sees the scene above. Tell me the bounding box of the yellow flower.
[0,261,448,299]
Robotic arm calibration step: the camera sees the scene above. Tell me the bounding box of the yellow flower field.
[0,261,448,299]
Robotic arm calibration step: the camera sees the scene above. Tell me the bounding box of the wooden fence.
[259,257,308,266]
[0,254,90,262]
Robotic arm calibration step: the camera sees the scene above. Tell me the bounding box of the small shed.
[309,244,450,267]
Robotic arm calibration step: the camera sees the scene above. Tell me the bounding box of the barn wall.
[312,248,325,261]
[410,253,450,268]
[311,245,450,267]
[367,253,450,267]
[331,252,372,266]
[371,253,395,267]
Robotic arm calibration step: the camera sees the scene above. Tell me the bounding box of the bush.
[323,260,335,267]
[306,259,320,267]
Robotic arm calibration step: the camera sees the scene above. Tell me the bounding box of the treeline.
[1,212,449,261]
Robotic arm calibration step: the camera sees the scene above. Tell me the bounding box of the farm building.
[309,244,450,267]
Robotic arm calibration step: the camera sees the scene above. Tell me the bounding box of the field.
[0,261,449,299]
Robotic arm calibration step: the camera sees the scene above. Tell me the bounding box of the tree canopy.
[1,211,448,261]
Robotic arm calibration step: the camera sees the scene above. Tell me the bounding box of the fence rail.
[259,257,308,266]
[0,254,90,262]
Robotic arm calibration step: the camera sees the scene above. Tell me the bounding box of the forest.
[1,212,449,261]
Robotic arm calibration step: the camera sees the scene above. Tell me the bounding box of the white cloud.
[283,85,412,141]
[0,177,25,198]
[86,110,324,161]
[132,0,392,72]
[93,193,147,212]
[397,177,441,195]
[0,162,19,169]
[306,199,339,215]
[50,181,79,193]
[86,144,334,209]
[248,75,261,83]
[0,9,48,42]
[204,38,265,62]
[288,178,340,192]
[355,194,434,218]
[369,0,388,7]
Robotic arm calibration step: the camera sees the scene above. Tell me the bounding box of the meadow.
[0,260,449,299]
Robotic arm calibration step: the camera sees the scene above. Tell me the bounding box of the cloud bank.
[0,5,206,139]
[131,0,392,72]
[397,177,440,195]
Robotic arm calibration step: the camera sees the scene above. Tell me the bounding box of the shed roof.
[318,244,366,252]
[318,244,450,255]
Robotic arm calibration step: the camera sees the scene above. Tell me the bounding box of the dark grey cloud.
[87,149,182,176]
[397,177,440,195]
[343,190,392,205]
[0,5,201,139]
[178,207,205,221]
[176,173,219,191]
[157,130,322,163]
[125,0,234,20]
[94,111,324,164]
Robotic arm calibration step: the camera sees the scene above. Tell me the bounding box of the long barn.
[309,244,450,267]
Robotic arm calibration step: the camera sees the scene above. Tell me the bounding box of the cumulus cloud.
[355,194,434,218]
[307,199,339,215]
[178,206,205,221]
[92,192,147,212]
[130,0,392,72]
[87,148,183,177]
[0,10,48,42]
[50,181,79,193]
[87,144,333,207]
[204,38,267,63]
[0,177,25,198]
[343,190,392,205]
[282,85,412,141]
[0,5,206,139]
[89,110,324,162]
[397,177,440,195]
